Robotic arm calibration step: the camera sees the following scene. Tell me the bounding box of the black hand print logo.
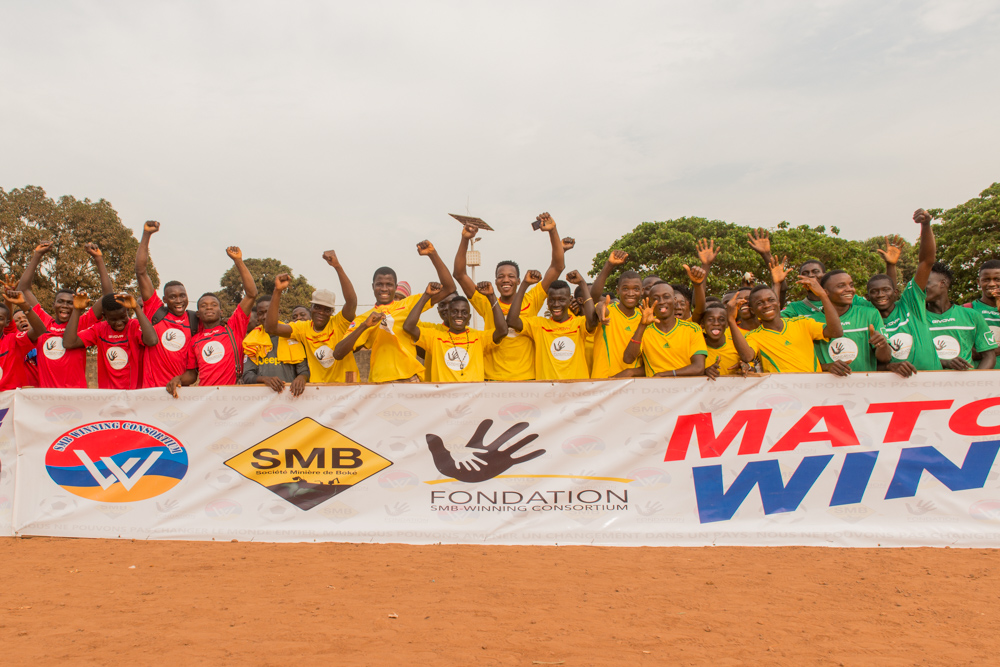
[45,340,58,351]
[316,349,327,360]
[889,338,903,352]
[830,341,845,355]
[553,340,566,352]
[204,346,216,358]
[426,419,545,483]
[446,348,466,369]
[107,350,119,361]
[935,339,948,351]
[165,331,177,342]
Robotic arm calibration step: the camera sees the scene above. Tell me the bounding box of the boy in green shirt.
[964,259,1000,343]
[926,262,997,369]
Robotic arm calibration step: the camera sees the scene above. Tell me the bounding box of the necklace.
[446,329,470,373]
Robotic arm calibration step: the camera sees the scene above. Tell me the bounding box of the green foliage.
[931,182,1000,302]
[215,257,315,320]
[0,185,158,310]
[589,217,889,299]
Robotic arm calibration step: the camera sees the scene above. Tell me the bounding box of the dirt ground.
[1,539,996,666]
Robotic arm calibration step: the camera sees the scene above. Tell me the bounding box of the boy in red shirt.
[63,293,158,389]
[166,247,257,396]
[16,240,114,388]
[0,290,46,391]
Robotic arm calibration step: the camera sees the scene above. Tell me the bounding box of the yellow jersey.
[639,320,708,376]
[288,315,358,383]
[703,328,742,376]
[590,302,643,378]
[470,285,547,381]
[352,294,431,382]
[415,327,497,382]
[521,314,591,380]
[745,316,826,373]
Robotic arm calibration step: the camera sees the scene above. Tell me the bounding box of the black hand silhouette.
[426,419,544,482]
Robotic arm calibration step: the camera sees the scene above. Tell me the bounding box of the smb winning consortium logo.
[46,421,189,502]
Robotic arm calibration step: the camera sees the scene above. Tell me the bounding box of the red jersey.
[34,304,97,388]
[0,331,36,391]
[186,307,249,386]
[141,293,199,388]
[78,319,146,390]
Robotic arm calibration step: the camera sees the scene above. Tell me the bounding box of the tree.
[0,185,158,310]
[216,257,315,320]
[589,216,888,300]
[931,182,1000,302]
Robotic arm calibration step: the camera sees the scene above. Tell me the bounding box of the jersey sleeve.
[805,318,827,341]
[519,316,542,340]
[899,280,928,323]
[76,323,103,347]
[469,291,491,318]
[288,319,309,344]
[971,310,999,352]
[32,303,55,329]
[226,307,251,346]
[688,327,708,358]
[13,331,35,354]
[78,308,99,330]
[524,285,548,317]
[143,292,163,319]
[744,331,762,356]
[349,311,376,349]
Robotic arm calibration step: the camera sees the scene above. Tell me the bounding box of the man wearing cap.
[263,250,361,383]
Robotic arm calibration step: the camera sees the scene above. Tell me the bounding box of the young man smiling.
[265,249,360,383]
[403,281,508,382]
[0,290,46,391]
[507,270,596,380]
[964,259,1000,343]
[17,240,114,388]
[622,283,708,378]
[63,293,158,389]
[166,246,257,395]
[452,213,567,381]
[245,295,310,395]
[925,262,997,370]
[334,240,456,382]
[588,250,644,378]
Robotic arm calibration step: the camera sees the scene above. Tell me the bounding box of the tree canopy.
[216,257,315,320]
[931,182,1000,302]
[0,185,158,310]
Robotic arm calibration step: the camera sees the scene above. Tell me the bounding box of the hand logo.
[830,341,845,355]
[425,419,544,483]
[553,340,566,352]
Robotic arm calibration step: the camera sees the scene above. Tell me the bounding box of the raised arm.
[403,283,440,341]
[62,293,91,349]
[912,209,936,290]
[323,250,357,321]
[589,250,628,302]
[135,221,159,303]
[536,212,566,291]
[118,293,157,347]
[334,310,385,360]
[226,246,257,315]
[415,240,456,305]
[750,229,787,306]
[877,236,903,288]
[685,264,708,323]
[453,224,480,298]
[264,273,294,337]
[567,270,597,333]
[16,241,53,309]
[506,270,540,332]
[622,298,655,365]
[476,281,509,343]
[3,290,44,342]
[769,256,791,297]
[83,243,114,319]
[799,276,843,338]
[726,296,758,363]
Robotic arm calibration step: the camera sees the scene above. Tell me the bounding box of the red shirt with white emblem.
[141,293,198,388]
[186,307,249,386]
[0,331,37,391]
[78,319,146,390]
[33,304,97,388]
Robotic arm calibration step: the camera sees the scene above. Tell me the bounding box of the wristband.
[630,337,642,345]
[584,297,593,303]
[672,370,677,377]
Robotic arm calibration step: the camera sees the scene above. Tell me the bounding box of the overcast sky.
[2,0,998,307]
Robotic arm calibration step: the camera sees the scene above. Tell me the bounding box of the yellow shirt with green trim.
[590,302,643,379]
[639,319,708,376]
[703,328,742,376]
[520,314,591,380]
[470,285,547,381]
[745,316,827,373]
[351,294,431,382]
[414,327,497,382]
[288,315,358,383]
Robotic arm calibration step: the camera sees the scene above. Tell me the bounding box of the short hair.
[867,273,892,289]
[820,269,849,288]
[705,296,722,305]
[101,294,124,312]
[980,260,1000,273]
[496,260,520,277]
[449,296,469,307]
[0,303,10,318]
[671,284,693,302]
[163,280,185,291]
[721,290,736,304]
[372,266,397,283]
[931,261,953,286]
[749,284,773,300]
[548,279,570,292]
[700,302,727,320]
[799,259,826,272]
[573,283,589,299]
[198,292,221,305]
[618,270,641,286]
[55,289,75,299]
[256,296,271,306]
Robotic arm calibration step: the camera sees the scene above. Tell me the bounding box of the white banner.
[0,391,15,536]
[7,373,1000,546]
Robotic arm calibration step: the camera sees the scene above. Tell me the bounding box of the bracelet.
[584,297,593,303]
[673,370,677,377]
[630,337,642,345]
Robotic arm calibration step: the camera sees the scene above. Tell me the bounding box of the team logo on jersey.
[43,337,66,360]
[201,341,226,365]
[550,336,575,361]
[987,329,999,347]
[161,328,186,352]
[45,421,188,502]
[828,337,858,362]
[888,333,912,360]
[933,335,960,360]
[444,347,470,371]
[313,344,335,368]
[380,312,396,334]
[106,346,129,370]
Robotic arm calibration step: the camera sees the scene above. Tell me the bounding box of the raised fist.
[144,220,161,234]
[523,269,542,285]
[913,209,932,225]
[416,240,435,256]
[561,237,576,251]
[475,281,494,297]
[608,249,628,266]
[322,250,340,268]
[462,224,478,240]
[34,240,54,254]
[83,242,102,258]
[274,273,292,292]
[425,282,443,296]
[566,270,585,284]
[683,264,706,285]
[226,246,242,261]
[536,212,555,232]
[2,289,25,305]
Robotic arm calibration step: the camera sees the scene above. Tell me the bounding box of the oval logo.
[933,335,960,360]
[161,327,186,352]
[889,332,912,360]
[45,420,188,502]
[550,336,575,361]
[106,346,129,370]
[828,337,858,362]
[43,337,66,360]
[201,341,226,364]
[314,344,336,368]
[444,347,470,371]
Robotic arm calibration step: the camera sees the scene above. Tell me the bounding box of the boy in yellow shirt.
[452,213,567,380]
[507,270,597,380]
[334,240,456,382]
[263,250,359,383]
[403,281,508,382]
[623,283,708,377]
[700,302,743,379]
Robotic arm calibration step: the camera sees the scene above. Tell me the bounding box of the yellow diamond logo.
[225,418,391,510]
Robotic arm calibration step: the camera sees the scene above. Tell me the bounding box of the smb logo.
[45,421,188,502]
[225,418,391,510]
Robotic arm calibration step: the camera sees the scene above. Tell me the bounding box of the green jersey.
[965,299,1000,345]
[882,279,941,371]
[781,294,874,319]
[928,305,998,367]
[798,302,887,372]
